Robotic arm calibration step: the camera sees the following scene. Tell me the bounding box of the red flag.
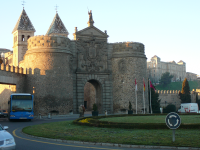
[135,78,137,91]
[143,78,145,91]
[150,80,155,91]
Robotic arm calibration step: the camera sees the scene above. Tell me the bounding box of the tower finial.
[87,10,94,27]
[22,0,25,9]
[55,4,59,13]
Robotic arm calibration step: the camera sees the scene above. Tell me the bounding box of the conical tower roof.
[46,13,69,37]
[12,9,35,33]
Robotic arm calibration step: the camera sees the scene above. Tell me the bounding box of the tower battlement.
[112,42,146,58]
[112,42,144,53]
[27,35,71,53]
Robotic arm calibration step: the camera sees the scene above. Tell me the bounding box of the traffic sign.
[165,112,181,129]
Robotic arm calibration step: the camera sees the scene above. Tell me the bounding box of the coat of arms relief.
[77,35,108,72]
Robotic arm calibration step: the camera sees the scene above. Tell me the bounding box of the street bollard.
[48,113,51,119]
[39,113,41,119]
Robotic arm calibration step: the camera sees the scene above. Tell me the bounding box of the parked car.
[0,110,8,118]
[0,124,16,149]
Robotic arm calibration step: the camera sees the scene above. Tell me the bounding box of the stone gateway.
[3,9,148,115]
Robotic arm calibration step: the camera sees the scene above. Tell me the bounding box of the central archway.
[84,79,102,113]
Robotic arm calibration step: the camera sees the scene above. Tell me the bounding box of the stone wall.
[0,64,25,92]
[112,42,148,113]
[157,90,199,109]
[19,35,73,115]
[0,84,16,110]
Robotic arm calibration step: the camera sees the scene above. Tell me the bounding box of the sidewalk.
[33,112,94,120]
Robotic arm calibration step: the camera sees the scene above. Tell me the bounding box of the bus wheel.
[27,119,31,122]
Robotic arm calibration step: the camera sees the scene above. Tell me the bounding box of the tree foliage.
[129,101,132,110]
[159,72,173,87]
[163,104,176,113]
[179,78,191,103]
[150,85,161,113]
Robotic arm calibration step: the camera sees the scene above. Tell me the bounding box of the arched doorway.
[84,79,102,113]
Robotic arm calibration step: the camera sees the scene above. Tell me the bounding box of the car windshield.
[12,100,33,112]
[0,125,4,131]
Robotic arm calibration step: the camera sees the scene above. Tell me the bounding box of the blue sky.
[1,0,200,76]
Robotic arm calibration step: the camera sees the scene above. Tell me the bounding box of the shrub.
[93,103,98,111]
[163,104,176,113]
[73,114,200,129]
[128,101,132,110]
[153,109,160,113]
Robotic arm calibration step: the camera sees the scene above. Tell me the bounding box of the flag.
[150,80,155,91]
[143,78,145,91]
[135,78,137,91]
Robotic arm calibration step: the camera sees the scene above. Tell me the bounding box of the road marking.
[13,128,121,150]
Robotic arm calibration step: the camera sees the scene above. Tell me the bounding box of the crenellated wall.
[27,35,71,51]
[112,42,148,113]
[157,89,199,109]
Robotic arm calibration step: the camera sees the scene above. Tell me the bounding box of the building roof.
[46,13,69,37]
[178,60,185,63]
[12,9,35,33]
[169,60,176,64]
[0,48,11,53]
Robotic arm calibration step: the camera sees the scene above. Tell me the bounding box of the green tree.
[128,101,132,110]
[159,72,173,87]
[179,78,191,103]
[149,85,161,113]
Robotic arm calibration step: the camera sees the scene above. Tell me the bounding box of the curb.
[20,131,200,150]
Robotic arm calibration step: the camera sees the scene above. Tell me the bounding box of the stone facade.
[1,9,148,115]
[186,72,197,81]
[147,55,186,83]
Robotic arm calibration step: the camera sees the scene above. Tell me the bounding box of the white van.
[178,103,199,113]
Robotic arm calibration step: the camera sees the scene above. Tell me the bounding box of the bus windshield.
[12,100,33,112]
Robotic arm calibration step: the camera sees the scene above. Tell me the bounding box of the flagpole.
[143,78,145,114]
[143,89,145,114]
[136,88,137,114]
[149,79,152,114]
[135,78,137,114]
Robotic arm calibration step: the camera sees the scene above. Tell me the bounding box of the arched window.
[27,35,30,40]
[22,35,25,41]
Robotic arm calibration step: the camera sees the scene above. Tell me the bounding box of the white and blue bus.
[8,93,34,121]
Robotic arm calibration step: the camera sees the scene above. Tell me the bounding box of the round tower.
[19,35,73,115]
[112,42,148,113]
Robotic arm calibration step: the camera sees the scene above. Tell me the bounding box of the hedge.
[73,114,200,130]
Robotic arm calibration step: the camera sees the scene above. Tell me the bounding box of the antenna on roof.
[22,0,25,9]
[55,4,59,13]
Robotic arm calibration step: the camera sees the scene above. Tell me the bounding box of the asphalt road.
[0,116,183,150]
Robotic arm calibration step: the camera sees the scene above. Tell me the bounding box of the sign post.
[165,112,181,142]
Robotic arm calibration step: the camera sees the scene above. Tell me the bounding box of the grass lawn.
[23,119,200,148]
[100,115,200,124]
